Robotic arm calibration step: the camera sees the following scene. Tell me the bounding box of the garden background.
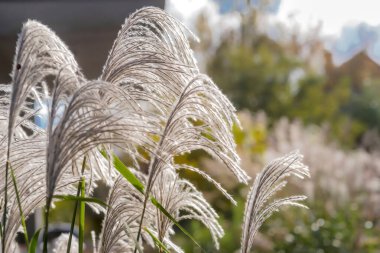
[1,0,379,252]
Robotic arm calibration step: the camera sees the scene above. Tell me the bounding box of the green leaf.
[150,196,203,251]
[53,195,107,207]
[100,150,145,194]
[66,187,80,253]
[10,166,29,247]
[79,177,85,253]
[67,156,86,253]
[144,227,170,253]
[28,228,41,253]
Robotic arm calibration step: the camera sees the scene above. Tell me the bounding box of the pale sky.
[166,0,380,64]
[277,0,380,37]
[167,0,380,37]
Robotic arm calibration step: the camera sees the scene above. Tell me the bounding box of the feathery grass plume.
[46,80,157,205]
[102,7,249,248]
[8,20,83,147]
[0,82,47,147]
[152,169,223,250]
[52,233,79,253]
[44,79,158,252]
[0,135,45,252]
[144,74,249,203]
[132,73,249,250]
[0,134,80,252]
[240,151,310,253]
[0,85,14,146]
[101,6,249,191]
[102,7,198,85]
[101,7,200,126]
[0,84,43,143]
[0,81,46,251]
[98,171,204,253]
[44,77,158,252]
[48,68,110,186]
[101,6,203,185]
[0,79,80,251]
[97,175,155,253]
[4,20,83,248]
[0,80,91,252]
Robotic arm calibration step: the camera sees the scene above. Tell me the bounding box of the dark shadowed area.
[0,0,165,83]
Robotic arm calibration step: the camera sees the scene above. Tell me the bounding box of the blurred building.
[0,0,165,83]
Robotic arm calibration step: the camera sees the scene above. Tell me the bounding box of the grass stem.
[42,197,51,253]
[10,166,29,247]
[79,176,86,253]
[67,156,86,253]
[2,159,9,252]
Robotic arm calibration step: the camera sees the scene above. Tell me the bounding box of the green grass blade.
[100,150,145,194]
[144,227,170,253]
[67,156,87,253]
[150,197,203,251]
[66,186,80,253]
[79,177,85,253]
[42,200,51,253]
[53,195,108,207]
[10,166,29,247]
[28,228,41,253]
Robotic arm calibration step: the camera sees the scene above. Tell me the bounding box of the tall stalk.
[2,158,9,253]
[10,166,29,247]
[42,196,52,253]
[66,186,80,253]
[79,176,86,253]
[133,178,152,253]
[67,157,87,253]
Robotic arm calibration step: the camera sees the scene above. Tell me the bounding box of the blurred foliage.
[269,202,380,253]
[173,7,380,244]
[205,8,380,148]
[173,112,380,252]
[343,83,380,130]
[175,197,379,253]
[208,35,298,118]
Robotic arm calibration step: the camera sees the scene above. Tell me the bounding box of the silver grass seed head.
[240,151,309,253]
